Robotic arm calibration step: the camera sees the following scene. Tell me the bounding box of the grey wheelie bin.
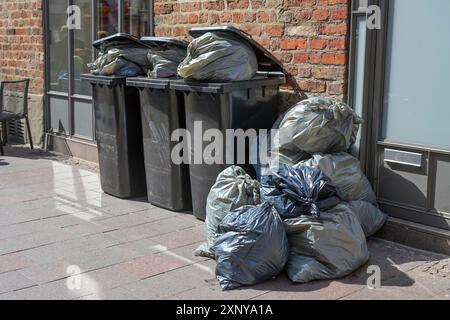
[81,34,153,198]
[171,26,299,220]
[126,37,192,211]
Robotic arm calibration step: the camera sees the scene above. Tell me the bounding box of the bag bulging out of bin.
[285,203,370,284]
[347,201,388,237]
[194,166,260,259]
[260,165,341,220]
[214,203,289,290]
[274,98,362,162]
[88,46,152,77]
[147,45,187,79]
[177,32,258,82]
[295,153,377,204]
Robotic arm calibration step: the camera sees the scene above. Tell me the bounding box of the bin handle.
[240,29,253,39]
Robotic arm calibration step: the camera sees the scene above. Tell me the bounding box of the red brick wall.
[0,0,44,95]
[154,0,350,101]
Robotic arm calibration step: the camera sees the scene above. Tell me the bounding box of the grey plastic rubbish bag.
[295,153,377,204]
[347,201,387,237]
[194,166,260,259]
[88,47,152,77]
[214,203,289,290]
[260,165,341,220]
[177,32,258,82]
[274,97,362,162]
[147,45,187,79]
[285,203,370,283]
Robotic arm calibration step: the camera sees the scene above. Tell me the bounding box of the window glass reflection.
[74,0,92,95]
[124,0,152,37]
[48,0,69,92]
[97,0,119,39]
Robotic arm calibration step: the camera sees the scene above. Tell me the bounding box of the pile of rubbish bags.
[195,97,387,290]
[88,38,187,78]
[88,32,258,82]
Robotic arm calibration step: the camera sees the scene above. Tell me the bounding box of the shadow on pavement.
[1,144,62,161]
[236,238,447,294]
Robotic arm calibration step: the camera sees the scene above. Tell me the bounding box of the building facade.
[0,0,449,250]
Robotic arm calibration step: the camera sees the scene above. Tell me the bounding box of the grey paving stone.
[120,272,199,300]
[169,242,210,264]
[0,252,35,274]
[77,287,138,300]
[61,222,117,237]
[115,251,190,280]
[82,266,140,290]
[342,269,450,300]
[103,223,163,242]
[18,260,74,284]
[0,221,48,241]
[0,291,22,300]
[21,241,89,264]
[0,214,31,227]
[63,246,138,272]
[148,225,206,250]
[0,271,37,294]
[94,212,154,230]
[106,238,160,257]
[429,289,450,300]
[97,202,151,216]
[252,276,365,301]
[14,278,94,300]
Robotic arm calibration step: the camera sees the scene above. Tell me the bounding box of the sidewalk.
[0,146,449,300]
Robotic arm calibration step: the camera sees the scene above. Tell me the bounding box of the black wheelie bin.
[126,37,192,211]
[171,26,300,220]
[81,33,153,198]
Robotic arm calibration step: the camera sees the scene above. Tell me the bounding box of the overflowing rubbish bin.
[172,26,294,220]
[81,34,153,198]
[126,37,192,211]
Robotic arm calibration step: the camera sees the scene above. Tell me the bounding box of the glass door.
[369,0,450,230]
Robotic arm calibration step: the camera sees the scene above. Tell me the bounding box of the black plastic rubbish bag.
[214,203,289,290]
[273,97,362,163]
[285,203,370,283]
[194,166,260,259]
[260,165,341,220]
[147,45,187,79]
[295,153,377,204]
[347,201,388,237]
[177,32,258,82]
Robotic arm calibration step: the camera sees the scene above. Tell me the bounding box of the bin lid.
[92,33,152,52]
[170,74,286,93]
[188,26,286,75]
[140,37,188,50]
[126,77,171,89]
[80,74,126,86]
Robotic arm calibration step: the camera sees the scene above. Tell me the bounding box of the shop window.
[124,0,152,37]
[48,0,69,93]
[97,0,119,39]
[74,0,93,96]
